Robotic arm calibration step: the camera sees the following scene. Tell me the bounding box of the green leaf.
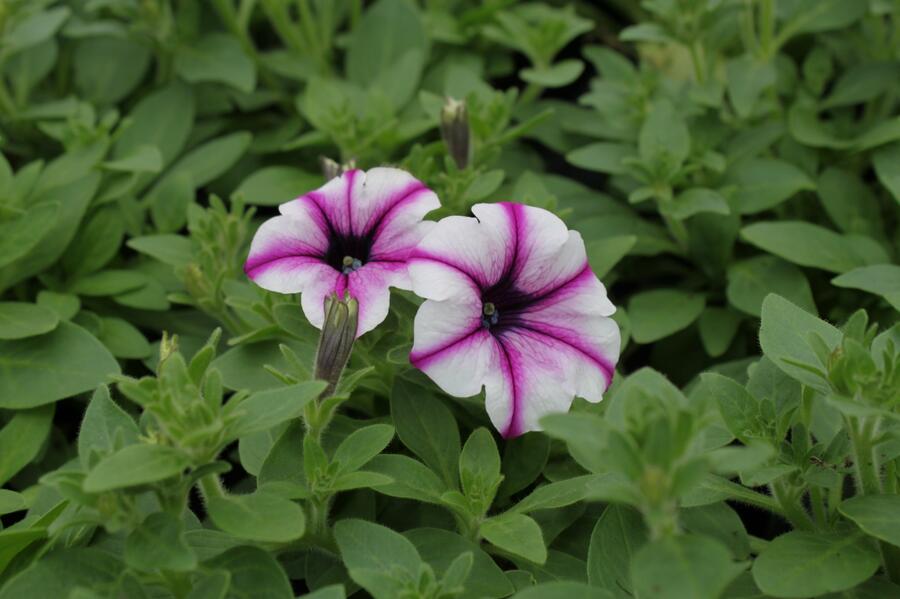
[125,512,197,572]
[781,0,867,36]
[206,546,293,599]
[681,503,750,560]
[459,428,501,505]
[480,513,547,564]
[752,531,880,597]
[465,170,505,202]
[0,302,58,339]
[2,7,70,55]
[73,36,151,104]
[832,265,900,311]
[499,433,550,498]
[113,82,195,167]
[77,385,139,468]
[333,424,395,474]
[233,166,321,206]
[366,454,447,504]
[36,291,80,321]
[207,491,306,543]
[127,234,193,268]
[729,158,815,214]
[698,308,741,357]
[664,188,730,220]
[0,548,120,599]
[151,131,251,195]
[726,256,816,317]
[521,60,584,87]
[345,0,428,108]
[334,518,422,576]
[873,142,900,204]
[631,535,744,599]
[639,100,690,174]
[699,373,762,444]
[726,54,777,118]
[0,490,26,516]
[0,322,120,408]
[405,528,514,599]
[588,505,647,598]
[70,269,148,297]
[0,404,54,485]
[61,204,126,277]
[149,170,194,233]
[0,202,59,269]
[741,221,887,273]
[566,142,633,175]
[2,173,100,287]
[228,381,327,439]
[298,586,345,599]
[83,443,190,493]
[817,168,883,236]
[391,379,460,488]
[103,144,163,173]
[97,316,151,359]
[759,294,842,391]
[512,582,611,599]
[185,570,230,599]
[175,33,256,93]
[628,289,705,343]
[821,62,899,109]
[511,475,597,514]
[213,339,316,392]
[840,495,900,547]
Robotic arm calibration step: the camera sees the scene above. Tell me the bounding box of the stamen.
[341,256,363,274]
[481,302,499,328]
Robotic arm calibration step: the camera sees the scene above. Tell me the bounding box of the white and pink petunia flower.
[409,202,621,438]
[244,167,440,337]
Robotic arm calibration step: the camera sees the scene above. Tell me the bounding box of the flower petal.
[244,213,329,293]
[347,261,411,337]
[492,318,618,437]
[353,168,439,252]
[281,169,361,236]
[411,213,510,291]
[410,299,508,398]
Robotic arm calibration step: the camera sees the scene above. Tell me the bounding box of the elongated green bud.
[313,293,359,396]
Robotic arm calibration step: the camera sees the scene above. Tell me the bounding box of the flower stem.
[847,417,882,495]
[198,473,226,503]
[771,481,814,531]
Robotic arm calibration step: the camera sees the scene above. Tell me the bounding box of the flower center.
[481,301,499,328]
[341,255,363,274]
[480,278,535,332]
[325,233,373,274]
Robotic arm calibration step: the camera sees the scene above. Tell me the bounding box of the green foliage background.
[0,0,899,597]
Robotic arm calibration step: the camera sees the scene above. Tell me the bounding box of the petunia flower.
[409,202,621,438]
[244,167,440,337]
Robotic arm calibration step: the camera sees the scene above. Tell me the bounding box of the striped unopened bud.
[313,293,359,396]
[440,97,470,170]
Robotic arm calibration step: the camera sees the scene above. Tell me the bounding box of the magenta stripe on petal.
[410,325,482,368]
[368,184,427,236]
[410,251,486,288]
[245,254,323,279]
[495,338,522,438]
[512,322,615,385]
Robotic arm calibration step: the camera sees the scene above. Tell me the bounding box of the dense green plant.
[0,1,898,598]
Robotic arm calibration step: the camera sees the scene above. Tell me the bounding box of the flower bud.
[440,97,470,170]
[320,156,357,181]
[314,293,359,396]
